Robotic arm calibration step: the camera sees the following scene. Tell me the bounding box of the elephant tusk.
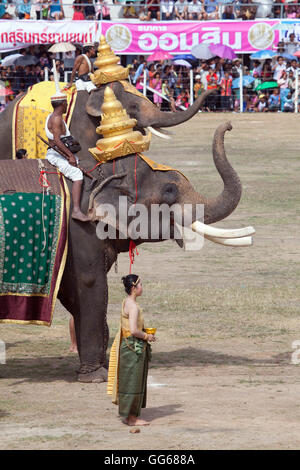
[204,234,253,247]
[147,126,171,140]
[191,220,255,239]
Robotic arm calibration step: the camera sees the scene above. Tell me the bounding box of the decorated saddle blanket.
[0,159,70,326]
[12,81,77,160]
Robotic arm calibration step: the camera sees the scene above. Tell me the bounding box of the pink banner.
[101,20,280,55]
[0,19,280,54]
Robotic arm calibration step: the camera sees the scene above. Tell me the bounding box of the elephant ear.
[85,88,105,117]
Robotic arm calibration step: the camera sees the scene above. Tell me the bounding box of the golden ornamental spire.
[89,87,151,163]
[90,35,129,86]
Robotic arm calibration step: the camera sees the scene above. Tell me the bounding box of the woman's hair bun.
[121,274,139,294]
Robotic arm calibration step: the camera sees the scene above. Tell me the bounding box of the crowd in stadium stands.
[0,35,299,112]
[0,0,300,20]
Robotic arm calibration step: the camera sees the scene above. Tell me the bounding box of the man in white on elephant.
[46,66,90,222]
[67,44,97,93]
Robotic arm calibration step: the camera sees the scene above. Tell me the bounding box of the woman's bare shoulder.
[123,298,138,316]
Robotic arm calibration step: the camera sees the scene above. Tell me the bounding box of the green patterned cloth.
[118,336,151,418]
[0,192,62,295]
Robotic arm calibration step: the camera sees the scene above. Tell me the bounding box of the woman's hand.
[147,334,156,342]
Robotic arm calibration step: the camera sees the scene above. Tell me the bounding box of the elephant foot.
[77,366,108,383]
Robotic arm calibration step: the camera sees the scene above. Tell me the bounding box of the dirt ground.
[1,113,300,450]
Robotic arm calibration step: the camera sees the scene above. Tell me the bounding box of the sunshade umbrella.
[0,53,23,67]
[232,75,255,89]
[173,54,196,61]
[209,44,237,61]
[147,50,173,62]
[0,88,14,96]
[173,59,192,68]
[48,42,76,53]
[255,81,278,91]
[250,50,277,60]
[279,52,297,61]
[15,55,39,66]
[191,44,214,60]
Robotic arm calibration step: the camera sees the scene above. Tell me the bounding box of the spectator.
[286,59,298,77]
[0,0,12,19]
[272,56,286,81]
[252,60,262,77]
[39,52,50,69]
[41,0,50,18]
[282,92,294,112]
[220,71,232,112]
[277,70,290,111]
[73,0,85,19]
[254,94,268,112]
[34,0,43,18]
[162,79,176,111]
[252,71,261,90]
[287,69,295,93]
[18,0,31,19]
[49,0,64,19]
[24,66,36,88]
[268,88,280,112]
[174,0,187,19]
[175,89,189,109]
[194,74,204,99]
[168,64,177,89]
[246,93,258,112]
[84,0,96,18]
[174,76,183,98]
[187,0,206,20]
[133,59,148,85]
[206,67,218,111]
[161,0,174,19]
[231,59,241,79]
[276,41,285,54]
[96,0,111,19]
[152,72,163,109]
[236,0,256,20]
[261,59,273,82]
[204,0,219,19]
[141,0,160,20]
[222,4,234,19]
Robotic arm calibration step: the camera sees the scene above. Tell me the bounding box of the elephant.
[0,121,252,382]
[0,85,213,161]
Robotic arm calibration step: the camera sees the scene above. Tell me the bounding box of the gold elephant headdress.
[89,86,151,162]
[90,35,129,86]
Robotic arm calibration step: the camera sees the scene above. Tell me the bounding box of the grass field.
[1,113,300,449]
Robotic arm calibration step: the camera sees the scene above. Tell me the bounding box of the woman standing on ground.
[107,274,155,426]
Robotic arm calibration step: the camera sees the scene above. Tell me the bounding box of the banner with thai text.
[0,19,293,54]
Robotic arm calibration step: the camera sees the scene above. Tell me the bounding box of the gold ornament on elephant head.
[90,35,129,86]
[89,86,151,163]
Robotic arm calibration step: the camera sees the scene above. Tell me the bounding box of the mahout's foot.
[72,209,90,222]
[69,345,78,353]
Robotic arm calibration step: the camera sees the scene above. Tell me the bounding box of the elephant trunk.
[146,90,214,129]
[189,122,255,247]
[202,121,242,224]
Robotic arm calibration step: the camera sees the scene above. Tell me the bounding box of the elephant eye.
[163,184,178,204]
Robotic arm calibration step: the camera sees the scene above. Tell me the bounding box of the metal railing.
[1,1,300,21]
